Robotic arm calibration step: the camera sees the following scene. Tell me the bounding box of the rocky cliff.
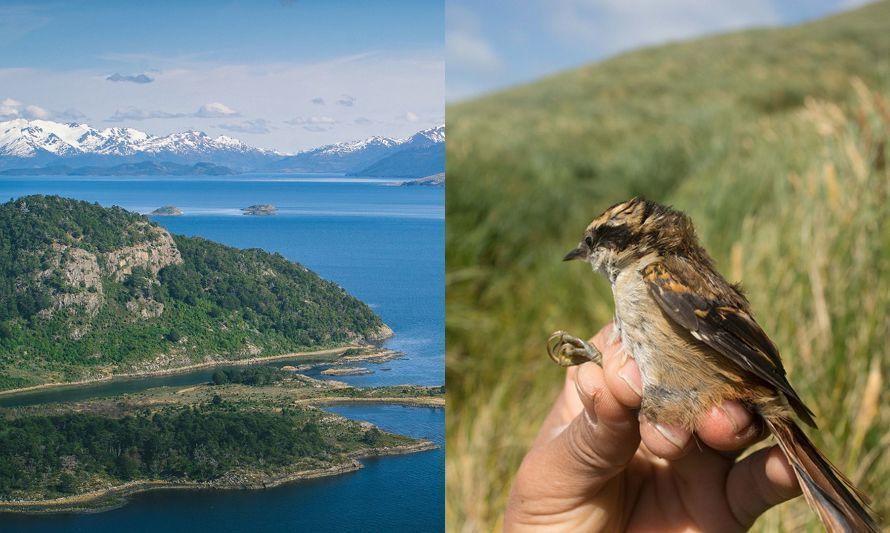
[0,195,388,390]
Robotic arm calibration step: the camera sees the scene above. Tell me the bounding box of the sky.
[447,0,876,102]
[0,0,444,153]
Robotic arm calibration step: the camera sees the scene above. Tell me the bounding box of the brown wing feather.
[642,258,816,427]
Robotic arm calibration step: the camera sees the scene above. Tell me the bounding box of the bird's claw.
[547,330,603,367]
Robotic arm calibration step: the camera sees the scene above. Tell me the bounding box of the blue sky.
[447,0,875,102]
[0,0,444,152]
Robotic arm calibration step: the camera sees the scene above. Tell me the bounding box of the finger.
[597,328,643,409]
[514,361,640,501]
[696,401,767,452]
[639,416,693,459]
[532,366,584,448]
[725,445,801,528]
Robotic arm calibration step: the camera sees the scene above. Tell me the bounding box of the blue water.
[0,176,444,531]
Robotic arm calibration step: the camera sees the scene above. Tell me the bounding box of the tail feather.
[766,417,879,533]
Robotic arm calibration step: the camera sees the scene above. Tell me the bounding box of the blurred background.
[445,0,889,531]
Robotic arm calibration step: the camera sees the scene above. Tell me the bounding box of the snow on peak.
[0,119,272,159]
[408,125,445,145]
[300,126,445,156]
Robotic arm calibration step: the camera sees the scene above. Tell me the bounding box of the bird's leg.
[547,330,602,367]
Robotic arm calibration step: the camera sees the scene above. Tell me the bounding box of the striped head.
[562,197,699,278]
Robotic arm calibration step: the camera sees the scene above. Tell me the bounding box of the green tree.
[211,370,229,385]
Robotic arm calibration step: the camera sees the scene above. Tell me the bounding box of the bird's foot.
[547,330,603,367]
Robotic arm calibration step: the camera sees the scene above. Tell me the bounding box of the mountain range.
[0,119,445,177]
[266,125,445,177]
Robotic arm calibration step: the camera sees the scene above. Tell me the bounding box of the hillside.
[0,196,389,391]
[350,143,445,178]
[446,2,890,531]
[268,125,445,177]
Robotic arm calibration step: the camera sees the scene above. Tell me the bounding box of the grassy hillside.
[446,2,890,531]
[0,196,386,390]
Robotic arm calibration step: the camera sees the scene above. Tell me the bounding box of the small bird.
[549,197,877,532]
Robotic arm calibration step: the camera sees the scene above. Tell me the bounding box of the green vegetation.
[211,367,288,386]
[324,384,446,400]
[446,3,890,531]
[0,376,440,507]
[0,195,385,390]
[0,403,413,502]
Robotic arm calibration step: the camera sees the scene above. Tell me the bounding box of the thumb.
[510,361,640,511]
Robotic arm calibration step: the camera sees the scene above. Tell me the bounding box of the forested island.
[0,196,390,392]
[0,374,443,513]
[241,204,277,215]
[150,206,183,216]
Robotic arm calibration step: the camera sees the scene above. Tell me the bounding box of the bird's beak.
[562,246,586,262]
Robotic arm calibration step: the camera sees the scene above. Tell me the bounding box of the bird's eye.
[585,235,595,248]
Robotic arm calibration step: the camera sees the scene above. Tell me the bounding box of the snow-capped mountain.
[0,119,280,170]
[0,120,444,177]
[266,125,445,176]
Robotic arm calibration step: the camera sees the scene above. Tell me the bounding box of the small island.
[0,375,443,514]
[400,172,444,187]
[241,204,278,215]
[150,205,183,216]
[321,366,374,376]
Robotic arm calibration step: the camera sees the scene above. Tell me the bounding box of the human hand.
[504,323,802,532]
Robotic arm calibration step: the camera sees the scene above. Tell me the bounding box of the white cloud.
[311,97,325,105]
[547,0,779,55]
[447,31,500,72]
[106,107,180,121]
[0,98,21,119]
[403,111,419,122]
[24,104,49,119]
[0,97,66,121]
[285,115,337,132]
[107,102,240,122]
[219,118,271,134]
[0,51,444,151]
[195,102,239,118]
[285,115,336,125]
[446,4,500,73]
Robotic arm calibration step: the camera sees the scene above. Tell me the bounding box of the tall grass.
[446,3,890,531]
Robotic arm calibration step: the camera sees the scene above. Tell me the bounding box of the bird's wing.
[642,257,815,426]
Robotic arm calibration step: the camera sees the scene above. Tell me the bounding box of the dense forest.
[0,195,386,390]
[0,403,409,499]
[210,366,288,386]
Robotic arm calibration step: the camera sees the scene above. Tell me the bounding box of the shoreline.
[0,345,360,398]
[0,440,437,515]
[309,397,445,408]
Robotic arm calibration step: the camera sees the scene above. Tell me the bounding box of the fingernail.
[654,423,689,449]
[617,348,628,367]
[617,358,642,398]
[618,368,642,398]
[719,401,753,436]
[574,362,596,398]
